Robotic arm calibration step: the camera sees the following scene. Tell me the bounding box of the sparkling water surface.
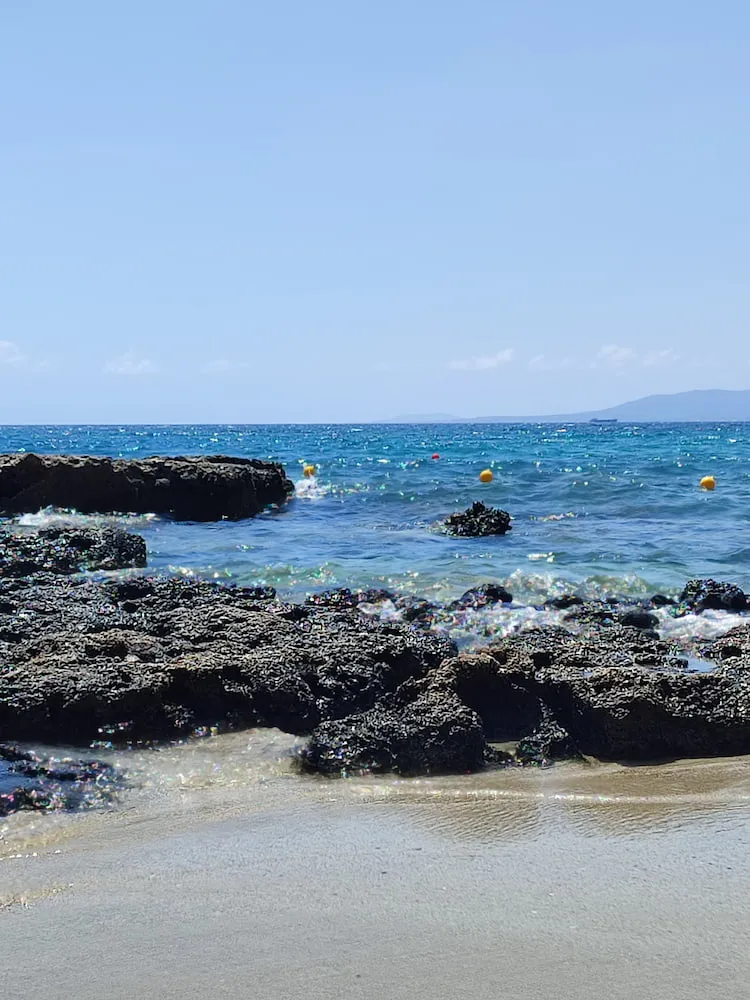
[1,422,748,603]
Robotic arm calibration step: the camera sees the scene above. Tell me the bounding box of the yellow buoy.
[479,468,493,484]
[700,475,716,491]
[303,464,316,478]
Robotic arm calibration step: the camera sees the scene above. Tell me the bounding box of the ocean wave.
[14,508,160,529]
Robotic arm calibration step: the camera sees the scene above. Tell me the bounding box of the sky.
[2,1,750,423]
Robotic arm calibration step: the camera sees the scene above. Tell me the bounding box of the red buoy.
[432,453,440,460]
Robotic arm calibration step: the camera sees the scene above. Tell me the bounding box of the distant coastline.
[388,388,750,424]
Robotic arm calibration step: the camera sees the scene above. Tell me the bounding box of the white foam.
[294,477,331,500]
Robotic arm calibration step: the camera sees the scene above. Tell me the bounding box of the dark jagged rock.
[560,601,658,634]
[302,622,750,775]
[702,624,750,662]
[679,578,748,613]
[300,691,486,776]
[562,600,620,626]
[304,588,398,610]
[450,583,513,610]
[442,501,512,537]
[0,574,456,745]
[0,744,120,816]
[0,525,146,577]
[515,715,580,766]
[0,453,294,521]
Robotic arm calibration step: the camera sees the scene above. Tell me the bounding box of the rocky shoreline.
[3,518,750,816]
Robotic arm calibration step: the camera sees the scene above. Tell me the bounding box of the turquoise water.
[1,422,748,604]
[1,421,745,798]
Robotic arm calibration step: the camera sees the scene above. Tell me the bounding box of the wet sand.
[2,734,750,999]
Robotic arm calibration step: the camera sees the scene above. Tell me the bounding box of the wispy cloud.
[104,352,158,376]
[594,344,637,367]
[0,340,28,366]
[448,349,514,372]
[200,358,251,375]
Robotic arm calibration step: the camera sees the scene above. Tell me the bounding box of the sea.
[2,420,748,647]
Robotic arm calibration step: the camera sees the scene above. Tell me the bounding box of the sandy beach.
[3,736,750,1000]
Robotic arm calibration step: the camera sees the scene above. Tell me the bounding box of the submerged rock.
[0,453,294,521]
[545,594,584,610]
[0,744,120,816]
[0,525,146,577]
[450,583,513,610]
[442,501,512,537]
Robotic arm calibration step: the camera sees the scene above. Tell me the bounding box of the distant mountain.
[388,389,750,423]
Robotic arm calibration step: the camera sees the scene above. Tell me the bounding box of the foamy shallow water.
[4,730,750,857]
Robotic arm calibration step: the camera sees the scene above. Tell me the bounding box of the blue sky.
[3,1,749,422]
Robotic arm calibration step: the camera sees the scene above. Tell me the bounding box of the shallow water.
[4,731,750,857]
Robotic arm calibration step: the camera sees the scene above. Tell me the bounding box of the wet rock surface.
[679,578,749,613]
[0,453,294,521]
[0,744,121,816]
[0,525,147,577]
[442,501,512,537]
[450,583,513,610]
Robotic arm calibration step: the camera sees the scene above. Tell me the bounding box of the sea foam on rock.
[0,453,294,521]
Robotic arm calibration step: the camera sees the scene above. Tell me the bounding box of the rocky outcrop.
[301,624,750,774]
[442,501,512,537]
[0,525,146,577]
[302,690,488,776]
[7,534,750,785]
[0,453,294,521]
[0,574,455,745]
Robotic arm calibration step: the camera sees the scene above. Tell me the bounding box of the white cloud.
[594,344,637,367]
[448,349,514,372]
[201,358,251,375]
[104,352,158,376]
[642,348,681,367]
[0,340,27,366]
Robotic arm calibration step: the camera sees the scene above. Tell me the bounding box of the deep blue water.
[1,422,748,605]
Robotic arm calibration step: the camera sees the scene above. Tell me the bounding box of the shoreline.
[3,749,750,1000]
